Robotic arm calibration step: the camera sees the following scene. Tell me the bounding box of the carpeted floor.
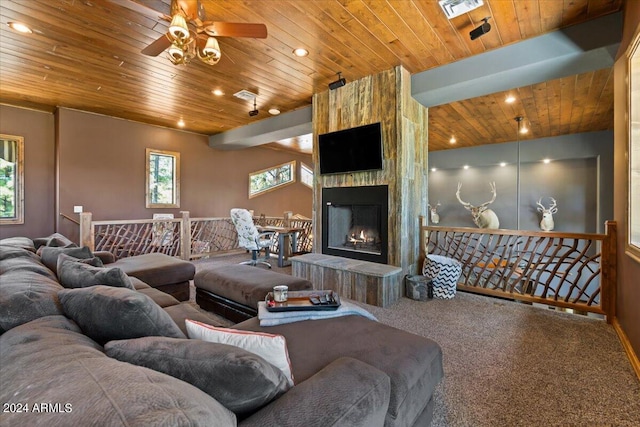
[191,253,640,426]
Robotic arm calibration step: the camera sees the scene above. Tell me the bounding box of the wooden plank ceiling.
[0,0,622,153]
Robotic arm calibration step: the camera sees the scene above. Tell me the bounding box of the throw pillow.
[40,246,94,276]
[185,319,294,387]
[57,254,133,290]
[58,285,185,345]
[57,252,104,269]
[104,336,290,416]
[33,232,77,250]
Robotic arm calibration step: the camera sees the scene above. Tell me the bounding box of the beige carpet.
[191,253,640,426]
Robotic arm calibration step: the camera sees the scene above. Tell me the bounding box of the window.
[146,148,180,208]
[0,134,24,224]
[301,162,313,188]
[249,161,295,198]
[629,33,640,260]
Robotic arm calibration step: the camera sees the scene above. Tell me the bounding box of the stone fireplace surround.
[311,66,429,282]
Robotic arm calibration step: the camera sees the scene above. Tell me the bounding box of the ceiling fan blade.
[142,35,171,56]
[203,22,268,38]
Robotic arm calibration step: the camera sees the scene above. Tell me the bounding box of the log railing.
[80,211,313,261]
[419,220,617,322]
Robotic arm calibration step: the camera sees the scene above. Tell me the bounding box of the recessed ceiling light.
[268,108,281,115]
[293,48,309,57]
[505,95,516,103]
[543,158,551,164]
[8,22,32,34]
[463,165,469,170]
[177,119,185,127]
[500,162,506,167]
[212,89,224,96]
[449,136,456,144]
[431,167,437,172]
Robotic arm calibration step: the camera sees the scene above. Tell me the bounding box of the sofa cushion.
[162,303,226,336]
[240,357,391,427]
[137,287,180,307]
[111,253,195,288]
[186,319,294,387]
[0,237,35,252]
[105,336,289,416]
[0,244,41,262]
[0,269,64,333]
[235,315,444,427]
[57,254,133,290]
[40,246,94,275]
[0,315,236,426]
[58,285,185,345]
[33,232,76,249]
[0,246,55,277]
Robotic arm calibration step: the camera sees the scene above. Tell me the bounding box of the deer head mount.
[456,182,500,229]
[537,197,558,231]
[428,201,441,224]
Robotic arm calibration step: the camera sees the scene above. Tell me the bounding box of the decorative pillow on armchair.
[105,336,289,416]
[186,319,294,387]
[58,286,185,345]
[56,253,132,289]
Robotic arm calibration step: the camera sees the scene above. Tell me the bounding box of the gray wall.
[428,131,613,233]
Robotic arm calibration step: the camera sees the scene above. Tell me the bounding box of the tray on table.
[265,290,341,312]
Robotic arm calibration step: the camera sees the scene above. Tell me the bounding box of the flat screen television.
[318,122,383,175]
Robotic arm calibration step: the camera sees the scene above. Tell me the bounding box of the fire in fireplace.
[322,185,388,264]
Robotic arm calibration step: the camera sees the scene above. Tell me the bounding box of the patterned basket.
[422,254,462,299]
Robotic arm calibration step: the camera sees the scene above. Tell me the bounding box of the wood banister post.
[79,212,93,250]
[419,215,426,271]
[180,211,191,260]
[284,211,293,227]
[602,220,617,323]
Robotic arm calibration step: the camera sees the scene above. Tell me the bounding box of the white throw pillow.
[185,319,294,386]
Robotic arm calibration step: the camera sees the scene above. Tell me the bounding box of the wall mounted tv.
[318,122,383,175]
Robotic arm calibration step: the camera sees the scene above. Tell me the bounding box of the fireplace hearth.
[322,185,388,264]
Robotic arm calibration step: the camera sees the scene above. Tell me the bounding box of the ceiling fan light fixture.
[168,44,188,65]
[198,37,221,65]
[169,14,190,41]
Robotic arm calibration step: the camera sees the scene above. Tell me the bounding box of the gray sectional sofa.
[0,234,443,426]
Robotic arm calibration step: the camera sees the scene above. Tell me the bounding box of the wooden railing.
[419,220,617,322]
[80,211,313,261]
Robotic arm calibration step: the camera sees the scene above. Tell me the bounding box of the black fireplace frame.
[321,185,388,264]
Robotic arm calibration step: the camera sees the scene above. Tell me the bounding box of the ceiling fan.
[139,0,267,66]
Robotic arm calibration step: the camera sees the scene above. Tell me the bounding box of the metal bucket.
[404,275,433,301]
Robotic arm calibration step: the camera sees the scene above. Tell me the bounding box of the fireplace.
[322,185,388,264]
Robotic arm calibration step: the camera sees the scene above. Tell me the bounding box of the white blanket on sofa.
[257,300,377,327]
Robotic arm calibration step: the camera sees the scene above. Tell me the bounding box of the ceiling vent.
[233,89,258,101]
[438,0,484,19]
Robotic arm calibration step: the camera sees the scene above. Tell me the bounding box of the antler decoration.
[537,197,558,231]
[456,182,471,209]
[480,182,497,208]
[456,182,500,229]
